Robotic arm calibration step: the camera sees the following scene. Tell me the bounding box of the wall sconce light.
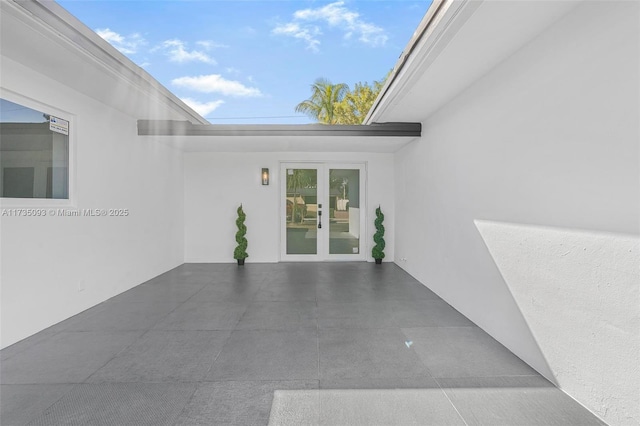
[262,168,269,185]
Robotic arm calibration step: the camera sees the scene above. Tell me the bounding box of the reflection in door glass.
[329,169,360,255]
[286,169,318,254]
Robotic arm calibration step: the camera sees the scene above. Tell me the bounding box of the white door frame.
[280,161,367,262]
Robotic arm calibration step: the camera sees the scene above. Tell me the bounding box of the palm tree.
[295,78,348,124]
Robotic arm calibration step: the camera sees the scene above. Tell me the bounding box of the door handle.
[318,210,322,229]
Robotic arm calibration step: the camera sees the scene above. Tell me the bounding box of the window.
[0,98,69,199]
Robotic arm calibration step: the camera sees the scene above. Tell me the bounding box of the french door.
[280,162,366,261]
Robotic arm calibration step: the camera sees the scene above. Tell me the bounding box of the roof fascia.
[137,120,421,137]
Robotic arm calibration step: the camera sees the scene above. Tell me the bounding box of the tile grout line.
[171,383,200,426]
[398,326,470,426]
[432,376,470,426]
[316,284,321,386]
[66,329,147,385]
[0,330,61,363]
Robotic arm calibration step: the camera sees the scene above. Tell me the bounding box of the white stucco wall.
[184,152,394,263]
[0,57,185,348]
[393,2,639,425]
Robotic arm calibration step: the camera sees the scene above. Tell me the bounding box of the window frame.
[0,89,76,207]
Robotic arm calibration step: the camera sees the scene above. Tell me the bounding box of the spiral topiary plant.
[233,204,248,265]
[372,206,385,264]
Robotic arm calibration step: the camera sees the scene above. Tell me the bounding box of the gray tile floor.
[1,263,606,426]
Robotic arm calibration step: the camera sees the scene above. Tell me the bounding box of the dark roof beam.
[137,120,421,137]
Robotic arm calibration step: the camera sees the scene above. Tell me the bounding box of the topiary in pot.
[372,206,385,264]
[233,204,248,265]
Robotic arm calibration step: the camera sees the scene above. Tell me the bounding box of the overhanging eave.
[137,120,421,138]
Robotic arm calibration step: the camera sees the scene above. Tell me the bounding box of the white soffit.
[369,0,583,124]
[145,135,417,153]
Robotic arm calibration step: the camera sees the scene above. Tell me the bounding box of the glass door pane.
[285,168,318,255]
[328,168,361,255]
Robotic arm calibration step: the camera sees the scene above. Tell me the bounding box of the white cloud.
[96,28,146,54]
[172,74,262,97]
[196,40,228,50]
[161,39,216,64]
[272,23,321,52]
[294,2,357,25]
[273,1,387,50]
[180,97,224,116]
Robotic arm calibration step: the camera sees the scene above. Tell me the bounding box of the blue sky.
[58,1,432,124]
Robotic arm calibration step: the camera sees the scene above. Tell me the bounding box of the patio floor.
[1,262,605,425]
